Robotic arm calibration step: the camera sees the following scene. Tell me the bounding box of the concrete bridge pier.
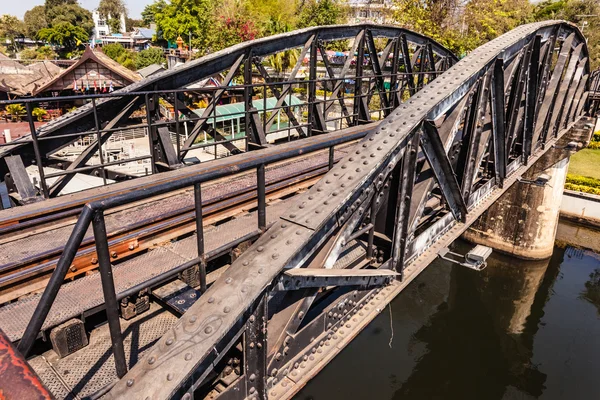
[463,118,595,260]
[463,158,570,260]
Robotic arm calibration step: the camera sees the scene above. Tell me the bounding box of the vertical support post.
[194,183,207,293]
[257,164,266,231]
[366,194,376,260]
[354,31,366,126]
[173,91,181,160]
[490,58,506,184]
[328,146,334,170]
[91,98,108,186]
[523,35,541,164]
[244,52,253,146]
[244,293,267,399]
[145,94,156,173]
[390,37,401,109]
[392,132,420,278]
[92,210,127,378]
[400,34,416,95]
[308,39,317,137]
[25,102,49,198]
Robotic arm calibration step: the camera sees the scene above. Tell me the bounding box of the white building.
[347,0,395,24]
[92,10,127,43]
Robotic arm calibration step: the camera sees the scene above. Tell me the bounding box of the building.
[32,46,141,98]
[0,54,63,99]
[347,0,395,24]
[92,10,127,42]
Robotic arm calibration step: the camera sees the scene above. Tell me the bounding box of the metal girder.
[421,121,467,222]
[273,268,397,291]
[0,25,456,178]
[47,95,143,197]
[4,155,39,203]
[41,21,583,400]
[490,58,507,183]
[182,54,246,152]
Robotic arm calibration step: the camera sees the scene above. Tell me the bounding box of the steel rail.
[103,21,589,399]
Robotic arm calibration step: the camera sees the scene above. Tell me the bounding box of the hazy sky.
[5,0,146,19]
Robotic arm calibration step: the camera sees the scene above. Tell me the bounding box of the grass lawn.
[568,148,600,180]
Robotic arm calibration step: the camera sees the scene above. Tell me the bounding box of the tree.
[135,47,166,69]
[0,15,25,53]
[46,4,94,35]
[296,0,347,28]
[45,0,77,12]
[210,16,260,51]
[126,17,144,31]
[102,43,138,70]
[38,22,88,51]
[24,6,48,39]
[32,107,48,121]
[6,104,25,122]
[142,0,168,26]
[99,0,127,33]
[154,0,215,52]
[103,42,127,60]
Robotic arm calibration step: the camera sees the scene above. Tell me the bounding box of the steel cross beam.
[101,21,589,399]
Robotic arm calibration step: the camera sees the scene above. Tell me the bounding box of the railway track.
[0,145,362,304]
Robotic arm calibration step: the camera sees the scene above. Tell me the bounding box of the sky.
[5,0,146,19]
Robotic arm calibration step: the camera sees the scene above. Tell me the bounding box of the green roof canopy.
[192,96,303,124]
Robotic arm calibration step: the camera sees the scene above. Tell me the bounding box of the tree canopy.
[99,0,128,33]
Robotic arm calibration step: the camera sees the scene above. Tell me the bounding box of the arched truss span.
[104,20,590,399]
[0,24,457,195]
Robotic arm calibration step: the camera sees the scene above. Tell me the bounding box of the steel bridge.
[0,21,595,399]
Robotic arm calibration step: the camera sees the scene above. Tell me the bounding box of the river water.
[296,222,600,400]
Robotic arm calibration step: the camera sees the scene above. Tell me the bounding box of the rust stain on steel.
[0,329,53,400]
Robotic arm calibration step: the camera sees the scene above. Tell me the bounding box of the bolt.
[111,251,117,258]
[70,265,77,273]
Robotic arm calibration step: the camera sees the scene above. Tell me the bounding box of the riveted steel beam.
[99,21,588,400]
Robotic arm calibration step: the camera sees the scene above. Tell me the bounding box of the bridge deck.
[0,144,352,302]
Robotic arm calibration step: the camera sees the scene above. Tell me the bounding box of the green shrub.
[566,174,600,189]
[565,183,600,195]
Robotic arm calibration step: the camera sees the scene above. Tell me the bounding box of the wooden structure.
[33,47,141,96]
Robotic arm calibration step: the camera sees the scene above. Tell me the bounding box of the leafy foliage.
[141,0,168,26]
[32,107,48,121]
[297,0,347,28]
[5,104,25,121]
[0,15,25,53]
[99,0,127,33]
[24,6,48,39]
[135,47,166,69]
[38,22,89,51]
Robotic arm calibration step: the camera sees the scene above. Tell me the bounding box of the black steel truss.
[0,24,456,202]
[6,20,593,400]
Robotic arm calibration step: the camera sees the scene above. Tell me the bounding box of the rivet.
[272,253,279,259]
[127,379,134,387]
[270,234,278,239]
[167,373,173,381]
[257,246,264,252]
[148,356,156,365]
[207,297,214,304]
[250,373,256,381]
[289,214,296,218]
[224,306,231,313]
[226,277,233,284]
[296,230,302,235]
[205,326,213,334]
[185,352,192,361]
[189,315,198,323]
[166,338,173,345]
[243,261,249,266]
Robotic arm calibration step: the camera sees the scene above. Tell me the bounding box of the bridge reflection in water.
[297,225,600,400]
